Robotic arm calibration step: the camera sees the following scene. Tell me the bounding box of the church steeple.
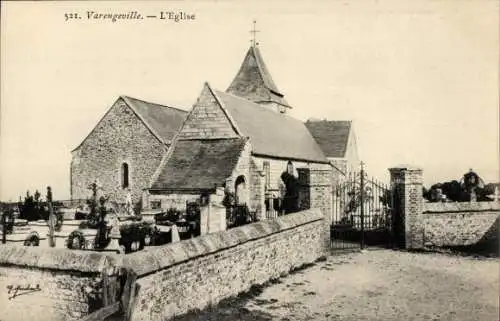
[226,23,291,113]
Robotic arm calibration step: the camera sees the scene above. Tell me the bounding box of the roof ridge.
[206,83,243,136]
[215,89,299,121]
[177,137,244,142]
[120,95,188,113]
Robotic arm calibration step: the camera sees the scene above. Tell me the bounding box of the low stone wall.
[121,208,328,321]
[147,193,199,211]
[0,246,122,321]
[421,202,499,247]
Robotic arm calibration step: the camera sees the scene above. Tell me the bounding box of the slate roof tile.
[304,120,352,158]
[226,46,291,108]
[122,95,188,144]
[213,89,328,163]
[151,138,247,191]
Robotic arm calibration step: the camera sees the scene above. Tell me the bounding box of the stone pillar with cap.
[389,165,424,249]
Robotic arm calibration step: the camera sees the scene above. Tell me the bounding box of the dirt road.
[176,250,499,321]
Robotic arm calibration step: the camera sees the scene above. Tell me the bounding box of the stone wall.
[147,192,200,211]
[71,98,167,204]
[0,246,121,321]
[121,208,327,321]
[389,165,500,250]
[421,202,499,247]
[177,84,238,140]
[249,158,265,220]
[226,140,253,206]
[330,159,348,176]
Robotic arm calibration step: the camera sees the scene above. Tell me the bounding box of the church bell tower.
[226,21,292,114]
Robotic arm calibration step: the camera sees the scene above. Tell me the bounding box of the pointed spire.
[226,45,291,111]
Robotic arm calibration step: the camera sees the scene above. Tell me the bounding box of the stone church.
[70,44,358,222]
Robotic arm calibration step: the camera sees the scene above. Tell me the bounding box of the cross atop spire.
[250,20,260,47]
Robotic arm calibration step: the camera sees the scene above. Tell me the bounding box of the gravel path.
[177,250,499,321]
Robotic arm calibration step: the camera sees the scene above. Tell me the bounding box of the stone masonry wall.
[121,208,327,321]
[421,202,499,247]
[147,192,200,211]
[249,158,265,220]
[252,156,331,192]
[0,246,121,321]
[177,85,239,140]
[390,165,499,250]
[298,167,333,223]
[227,140,252,206]
[71,98,167,205]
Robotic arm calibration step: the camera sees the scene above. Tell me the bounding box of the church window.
[121,163,129,188]
[234,175,247,205]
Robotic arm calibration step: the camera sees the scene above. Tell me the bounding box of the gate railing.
[331,166,393,250]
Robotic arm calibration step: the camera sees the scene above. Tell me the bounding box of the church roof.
[226,46,291,108]
[72,96,187,152]
[304,120,352,158]
[212,88,328,163]
[122,96,187,144]
[150,138,247,191]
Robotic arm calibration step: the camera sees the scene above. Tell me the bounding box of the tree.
[423,170,493,202]
[20,191,39,221]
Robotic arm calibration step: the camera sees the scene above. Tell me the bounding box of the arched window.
[121,163,129,188]
[234,175,247,205]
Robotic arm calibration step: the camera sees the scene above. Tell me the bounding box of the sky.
[1,0,498,201]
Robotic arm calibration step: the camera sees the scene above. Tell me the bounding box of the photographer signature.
[6,284,41,300]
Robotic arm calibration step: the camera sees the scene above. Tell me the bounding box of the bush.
[20,192,40,221]
[119,222,154,252]
[156,208,182,224]
[231,204,254,227]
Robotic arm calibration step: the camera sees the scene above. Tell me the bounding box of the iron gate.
[330,168,399,250]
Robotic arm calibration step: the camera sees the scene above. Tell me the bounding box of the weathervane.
[250,20,260,47]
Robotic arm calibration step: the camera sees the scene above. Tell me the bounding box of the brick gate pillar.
[298,167,332,255]
[389,166,424,249]
[297,168,333,221]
